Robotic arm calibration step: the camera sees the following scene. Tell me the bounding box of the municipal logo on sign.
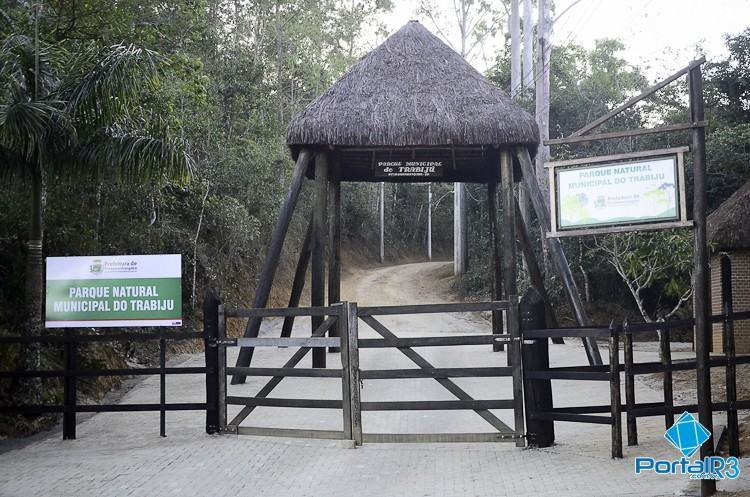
[664,412,711,458]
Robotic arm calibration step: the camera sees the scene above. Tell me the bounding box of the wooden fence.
[521,271,750,460]
[0,329,208,439]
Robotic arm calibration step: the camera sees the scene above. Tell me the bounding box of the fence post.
[159,337,166,437]
[623,320,637,446]
[346,302,362,446]
[609,321,623,459]
[520,288,554,448]
[660,327,675,429]
[721,254,739,457]
[62,330,77,440]
[204,291,221,435]
[337,303,353,441]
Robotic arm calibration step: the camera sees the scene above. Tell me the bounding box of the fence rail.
[521,255,750,460]
[0,329,208,440]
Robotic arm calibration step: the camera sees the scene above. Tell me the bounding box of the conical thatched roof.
[287,21,539,154]
[708,181,750,250]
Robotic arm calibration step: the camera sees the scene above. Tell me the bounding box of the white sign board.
[45,254,182,328]
[554,156,681,231]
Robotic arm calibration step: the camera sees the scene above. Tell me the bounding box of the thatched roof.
[287,21,539,154]
[708,181,750,250]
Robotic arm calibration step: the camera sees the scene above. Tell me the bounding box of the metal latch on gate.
[493,336,521,344]
[209,337,238,347]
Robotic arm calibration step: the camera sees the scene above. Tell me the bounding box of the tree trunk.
[23,165,44,404]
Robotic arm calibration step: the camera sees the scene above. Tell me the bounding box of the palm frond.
[0,34,57,98]
[62,44,164,127]
[0,90,66,163]
[64,128,194,184]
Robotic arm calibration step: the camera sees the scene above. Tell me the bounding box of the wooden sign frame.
[546,147,693,238]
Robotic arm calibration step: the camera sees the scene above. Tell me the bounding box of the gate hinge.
[221,425,238,434]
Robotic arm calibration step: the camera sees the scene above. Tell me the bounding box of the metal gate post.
[508,296,525,447]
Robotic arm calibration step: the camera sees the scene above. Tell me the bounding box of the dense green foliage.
[475,32,750,322]
[1,1,750,413]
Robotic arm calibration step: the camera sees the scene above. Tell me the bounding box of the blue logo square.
[664,411,711,458]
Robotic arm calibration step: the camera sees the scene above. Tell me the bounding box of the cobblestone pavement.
[1,262,748,496]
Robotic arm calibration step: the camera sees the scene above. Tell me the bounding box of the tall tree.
[0,35,191,401]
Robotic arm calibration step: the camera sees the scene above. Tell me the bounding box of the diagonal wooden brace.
[228,315,337,426]
[515,147,602,366]
[360,315,515,434]
[232,149,313,384]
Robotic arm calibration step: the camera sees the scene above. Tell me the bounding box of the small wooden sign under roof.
[546,147,693,237]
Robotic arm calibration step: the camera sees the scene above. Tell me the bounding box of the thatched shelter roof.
[287,21,538,158]
[708,181,750,251]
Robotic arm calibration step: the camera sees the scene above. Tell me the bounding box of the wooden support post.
[218,304,227,432]
[623,321,637,446]
[312,152,329,368]
[514,197,563,344]
[689,63,715,497]
[488,180,504,352]
[62,330,76,440]
[721,255,739,457]
[233,150,313,383]
[203,291,220,434]
[281,218,313,338]
[347,302,363,445]
[328,173,342,353]
[500,150,517,369]
[515,147,602,366]
[609,322,623,459]
[521,288,554,447]
[159,337,166,437]
[660,328,674,429]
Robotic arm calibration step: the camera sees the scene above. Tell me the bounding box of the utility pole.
[522,0,534,90]
[453,186,466,274]
[517,0,533,229]
[510,0,521,97]
[427,184,433,261]
[535,0,551,194]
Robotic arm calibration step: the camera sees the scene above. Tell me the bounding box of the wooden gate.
[210,299,524,445]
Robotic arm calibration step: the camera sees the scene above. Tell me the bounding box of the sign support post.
[689,63,715,497]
